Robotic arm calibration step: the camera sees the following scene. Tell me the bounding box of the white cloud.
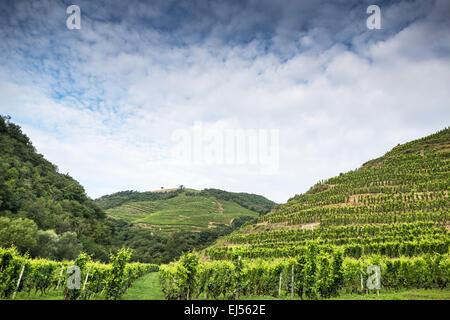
[1,0,449,203]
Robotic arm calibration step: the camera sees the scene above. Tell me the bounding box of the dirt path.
[212,201,224,213]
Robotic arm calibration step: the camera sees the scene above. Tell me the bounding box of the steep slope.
[98,189,275,233]
[156,128,449,300]
[158,128,449,300]
[0,116,112,261]
[205,127,449,260]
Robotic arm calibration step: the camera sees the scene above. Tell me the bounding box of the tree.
[0,217,38,254]
[32,229,58,259]
[55,232,82,260]
[0,117,113,262]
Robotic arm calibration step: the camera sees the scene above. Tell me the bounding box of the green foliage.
[104,248,131,300]
[104,190,261,264]
[0,246,158,300]
[205,128,449,261]
[108,218,250,264]
[32,230,59,259]
[329,250,344,296]
[0,217,38,253]
[0,116,274,264]
[161,127,449,300]
[0,247,27,299]
[0,115,111,261]
[208,221,449,260]
[159,252,199,300]
[64,252,91,300]
[294,256,306,299]
[104,192,258,233]
[31,229,83,261]
[197,188,277,216]
[55,232,83,260]
[95,190,183,210]
[179,252,199,300]
[303,243,318,299]
[159,252,449,300]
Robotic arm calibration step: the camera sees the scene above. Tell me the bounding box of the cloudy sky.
[0,0,449,203]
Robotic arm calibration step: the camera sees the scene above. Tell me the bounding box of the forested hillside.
[96,189,184,210]
[0,115,112,261]
[160,127,450,299]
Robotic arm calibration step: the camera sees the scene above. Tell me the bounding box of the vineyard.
[159,128,450,299]
[103,190,261,233]
[0,247,158,300]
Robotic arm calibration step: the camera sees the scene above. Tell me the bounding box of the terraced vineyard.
[159,128,450,299]
[104,190,265,233]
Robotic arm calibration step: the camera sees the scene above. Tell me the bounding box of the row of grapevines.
[0,247,158,300]
[159,247,449,300]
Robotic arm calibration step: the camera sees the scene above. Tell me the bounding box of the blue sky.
[1,0,449,202]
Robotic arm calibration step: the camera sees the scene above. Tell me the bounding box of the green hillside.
[196,188,276,215]
[207,127,449,258]
[0,115,112,261]
[159,128,450,300]
[96,188,275,264]
[102,190,268,233]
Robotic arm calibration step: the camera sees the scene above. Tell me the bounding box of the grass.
[193,289,450,300]
[107,193,258,233]
[12,287,66,300]
[328,288,450,300]
[10,288,106,300]
[8,273,164,300]
[121,272,164,300]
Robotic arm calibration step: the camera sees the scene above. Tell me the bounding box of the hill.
[0,115,113,261]
[96,188,275,264]
[159,127,449,299]
[206,127,449,258]
[98,188,275,233]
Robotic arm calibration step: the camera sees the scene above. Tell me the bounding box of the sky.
[0,0,449,203]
